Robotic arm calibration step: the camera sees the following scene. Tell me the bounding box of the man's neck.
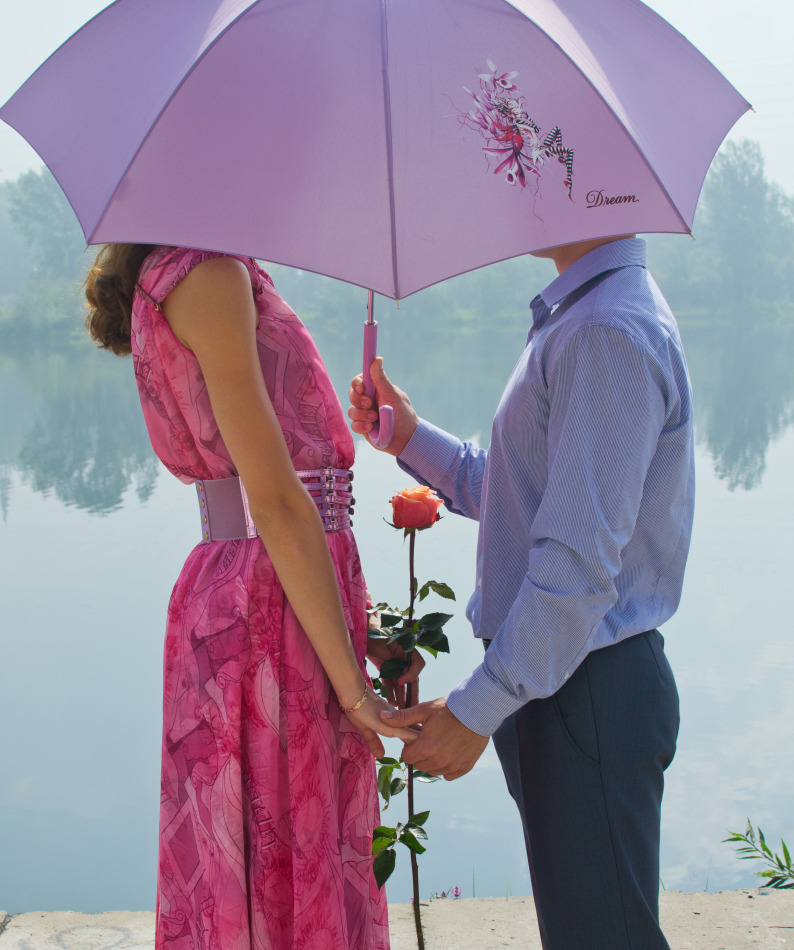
[533,235,636,274]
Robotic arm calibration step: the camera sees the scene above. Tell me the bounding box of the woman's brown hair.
[84,243,156,356]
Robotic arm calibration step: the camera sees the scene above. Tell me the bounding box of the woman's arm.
[162,256,417,755]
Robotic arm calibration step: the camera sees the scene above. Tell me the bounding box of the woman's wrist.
[335,674,369,712]
[338,685,370,714]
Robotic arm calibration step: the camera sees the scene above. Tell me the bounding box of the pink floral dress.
[131,247,389,950]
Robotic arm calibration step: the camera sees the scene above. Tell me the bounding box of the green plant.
[368,487,455,950]
[724,820,794,888]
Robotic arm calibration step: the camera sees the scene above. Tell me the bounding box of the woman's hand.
[344,689,421,758]
[366,634,425,709]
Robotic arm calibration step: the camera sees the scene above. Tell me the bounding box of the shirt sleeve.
[447,324,670,736]
[397,419,487,521]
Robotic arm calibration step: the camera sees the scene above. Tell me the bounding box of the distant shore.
[1,889,793,949]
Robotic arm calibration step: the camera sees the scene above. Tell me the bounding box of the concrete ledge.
[0,890,792,949]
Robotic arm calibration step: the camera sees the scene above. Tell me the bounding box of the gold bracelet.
[339,686,369,714]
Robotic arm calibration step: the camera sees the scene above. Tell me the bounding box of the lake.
[1,262,792,911]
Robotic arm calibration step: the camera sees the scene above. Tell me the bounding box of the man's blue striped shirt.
[398,239,695,736]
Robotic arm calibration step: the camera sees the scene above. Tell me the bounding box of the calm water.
[1,268,793,912]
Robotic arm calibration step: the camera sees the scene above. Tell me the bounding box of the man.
[349,236,693,950]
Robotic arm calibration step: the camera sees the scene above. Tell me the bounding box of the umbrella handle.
[363,319,393,450]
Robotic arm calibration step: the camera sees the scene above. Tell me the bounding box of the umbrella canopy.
[1,0,750,301]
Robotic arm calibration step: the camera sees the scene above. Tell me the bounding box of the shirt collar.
[540,238,647,310]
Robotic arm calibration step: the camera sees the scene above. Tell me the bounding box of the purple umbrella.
[0,0,750,446]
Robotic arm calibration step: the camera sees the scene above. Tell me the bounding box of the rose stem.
[406,529,424,949]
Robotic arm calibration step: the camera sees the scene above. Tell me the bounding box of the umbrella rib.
[90,1,260,241]
[378,0,400,300]
[505,3,695,232]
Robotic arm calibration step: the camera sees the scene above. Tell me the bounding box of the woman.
[85,245,419,950]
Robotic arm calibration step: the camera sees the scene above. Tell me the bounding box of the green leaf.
[374,848,397,888]
[390,776,407,796]
[782,840,791,868]
[416,629,451,654]
[416,644,438,658]
[417,612,454,633]
[373,825,398,841]
[759,828,774,858]
[414,770,442,783]
[366,627,390,639]
[420,581,456,601]
[404,824,428,841]
[379,657,408,679]
[384,625,406,644]
[399,830,427,855]
[389,620,419,638]
[409,810,431,826]
[377,767,394,802]
[723,832,745,843]
[372,835,393,855]
[377,756,400,766]
[379,610,403,628]
[394,631,418,652]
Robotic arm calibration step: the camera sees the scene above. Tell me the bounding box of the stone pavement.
[1,889,792,949]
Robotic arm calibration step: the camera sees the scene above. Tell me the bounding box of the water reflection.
[5,264,792,512]
[684,323,794,490]
[0,348,156,515]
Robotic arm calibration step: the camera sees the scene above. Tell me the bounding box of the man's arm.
[397,420,486,520]
[387,324,671,760]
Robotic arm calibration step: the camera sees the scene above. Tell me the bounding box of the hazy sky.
[1,0,791,193]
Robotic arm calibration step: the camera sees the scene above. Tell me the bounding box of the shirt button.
[563,673,570,681]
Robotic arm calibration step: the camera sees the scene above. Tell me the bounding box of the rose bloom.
[390,486,444,529]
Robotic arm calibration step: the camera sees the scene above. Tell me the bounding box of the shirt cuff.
[446,662,525,737]
[398,419,463,486]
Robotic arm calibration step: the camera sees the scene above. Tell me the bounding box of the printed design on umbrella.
[458,61,574,200]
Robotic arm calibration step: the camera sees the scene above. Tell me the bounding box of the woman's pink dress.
[131,246,389,950]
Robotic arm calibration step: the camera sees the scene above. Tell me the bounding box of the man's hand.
[381,697,489,781]
[348,357,418,457]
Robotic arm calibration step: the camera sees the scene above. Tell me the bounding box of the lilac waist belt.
[195,467,354,542]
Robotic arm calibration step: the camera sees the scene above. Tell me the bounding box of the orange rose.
[390,486,444,529]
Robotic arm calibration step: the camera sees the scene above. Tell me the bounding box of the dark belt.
[195,468,354,542]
